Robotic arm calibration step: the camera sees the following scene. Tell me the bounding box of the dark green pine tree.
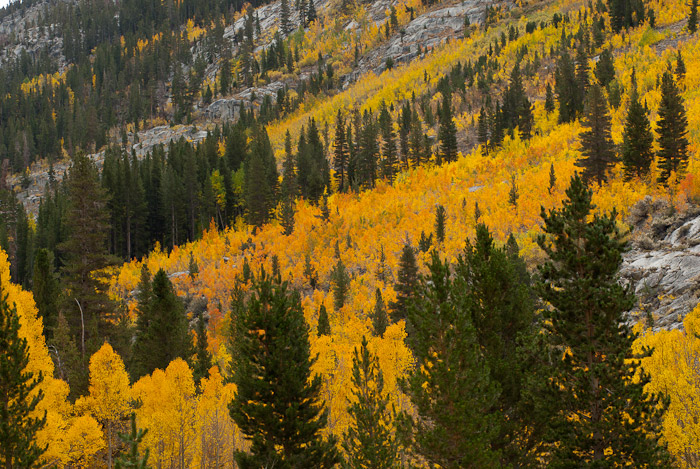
[131,268,192,380]
[229,273,339,468]
[555,49,580,123]
[399,253,500,468]
[455,224,536,466]
[535,174,671,466]
[188,252,199,279]
[477,107,490,151]
[280,0,292,35]
[575,47,591,117]
[434,205,446,244]
[595,48,616,88]
[690,0,698,33]
[544,83,556,114]
[331,258,350,311]
[508,175,519,208]
[115,413,150,469]
[219,57,231,95]
[378,103,398,183]
[281,131,297,236]
[245,125,279,226]
[438,92,458,164]
[317,304,331,336]
[576,83,616,185]
[343,336,399,469]
[0,286,47,467]
[371,288,389,337]
[390,243,418,323]
[333,110,349,192]
[622,70,655,179]
[548,163,557,194]
[32,248,59,339]
[657,67,690,185]
[193,312,213,384]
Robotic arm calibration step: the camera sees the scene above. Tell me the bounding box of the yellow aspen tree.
[83,342,132,469]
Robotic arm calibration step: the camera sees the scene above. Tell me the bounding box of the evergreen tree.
[219,57,231,95]
[675,51,686,82]
[657,67,690,184]
[245,125,279,226]
[280,0,292,35]
[371,288,389,337]
[548,163,557,194]
[115,413,150,469]
[555,49,580,123]
[577,83,616,184]
[378,103,398,183]
[544,83,556,114]
[0,286,47,467]
[438,92,458,163]
[622,71,655,179]
[594,48,616,88]
[390,243,418,323]
[434,205,446,244]
[317,304,331,336]
[508,175,519,207]
[281,131,297,236]
[343,336,399,469]
[575,47,591,116]
[131,269,192,379]
[690,0,698,33]
[331,258,350,311]
[477,107,490,150]
[188,252,199,279]
[333,110,349,192]
[306,0,317,24]
[229,273,339,468]
[399,253,500,468]
[535,174,670,466]
[193,312,212,384]
[32,248,59,339]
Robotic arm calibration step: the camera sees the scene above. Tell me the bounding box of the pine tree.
[690,0,699,33]
[456,224,536,465]
[188,252,199,279]
[535,174,671,466]
[115,413,150,469]
[371,288,389,337]
[434,205,446,244]
[438,92,458,163]
[622,71,655,179]
[331,258,350,311]
[317,304,331,336]
[193,312,212,384]
[343,336,399,469]
[594,48,616,88]
[390,243,418,323]
[548,163,557,193]
[544,83,555,113]
[378,103,398,183]
[32,248,58,339]
[657,67,690,184]
[555,49,579,123]
[399,253,500,468]
[577,83,616,185]
[333,110,349,192]
[131,269,192,379]
[219,57,231,95]
[245,125,279,226]
[280,0,292,36]
[229,273,339,468]
[675,51,686,82]
[477,106,490,151]
[0,286,47,467]
[508,175,519,207]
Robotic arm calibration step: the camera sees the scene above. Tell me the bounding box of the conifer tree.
[555,49,579,123]
[434,205,446,244]
[131,269,192,379]
[245,125,279,226]
[371,288,388,337]
[438,92,458,163]
[390,243,418,323]
[577,83,615,184]
[535,174,670,466]
[0,286,47,467]
[343,336,399,469]
[280,0,292,35]
[115,413,149,469]
[32,248,58,339]
[544,83,555,114]
[508,175,519,207]
[690,0,698,33]
[594,48,616,88]
[379,103,398,183]
[333,110,349,192]
[622,71,654,179]
[188,252,199,279]
[331,258,350,311]
[193,312,212,384]
[229,273,339,468]
[399,253,500,468]
[317,304,331,336]
[477,106,489,152]
[548,163,557,193]
[657,67,690,184]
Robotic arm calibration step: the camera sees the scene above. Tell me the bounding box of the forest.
[2,0,700,464]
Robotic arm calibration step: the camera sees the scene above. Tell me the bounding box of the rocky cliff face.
[621,197,700,330]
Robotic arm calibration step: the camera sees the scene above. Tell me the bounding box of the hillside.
[2,0,700,464]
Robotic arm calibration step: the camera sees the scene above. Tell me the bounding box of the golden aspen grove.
[2,0,700,463]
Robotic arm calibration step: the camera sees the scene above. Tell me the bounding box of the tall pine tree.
[657,67,690,184]
[577,83,616,184]
[621,70,654,179]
